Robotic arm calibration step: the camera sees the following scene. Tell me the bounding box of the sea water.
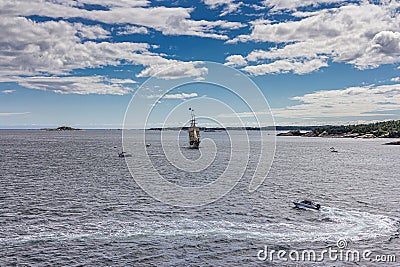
[0,130,399,266]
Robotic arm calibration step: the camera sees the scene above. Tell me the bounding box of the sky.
[0,0,400,128]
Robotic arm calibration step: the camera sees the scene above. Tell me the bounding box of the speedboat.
[118,152,132,158]
[293,199,321,210]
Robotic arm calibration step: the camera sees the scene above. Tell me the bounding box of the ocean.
[1,130,399,266]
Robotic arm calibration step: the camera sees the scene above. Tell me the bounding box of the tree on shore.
[312,120,400,137]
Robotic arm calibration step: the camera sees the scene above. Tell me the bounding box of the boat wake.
[1,207,398,245]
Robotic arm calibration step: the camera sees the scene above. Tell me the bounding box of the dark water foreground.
[0,130,399,266]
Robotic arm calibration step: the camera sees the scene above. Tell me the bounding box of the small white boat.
[118,152,132,158]
[293,199,321,210]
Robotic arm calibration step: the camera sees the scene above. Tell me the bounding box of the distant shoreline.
[148,126,318,131]
[277,130,400,139]
[1,120,400,136]
[277,120,400,140]
[0,126,316,131]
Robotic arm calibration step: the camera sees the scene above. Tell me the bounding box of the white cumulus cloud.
[2,90,16,94]
[225,55,247,67]
[164,93,199,99]
[0,0,243,40]
[0,15,211,93]
[116,25,149,35]
[0,17,150,76]
[229,2,400,74]
[0,0,244,93]
[273,84,400,119]
[0,76,136,95]
[147,93,198,99]
[203,0,243,16]
[0,112,30,116]
[137,62,208,80]
[263,0,347,11]
[244,58,328,75]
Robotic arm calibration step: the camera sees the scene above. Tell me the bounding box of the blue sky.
[0,0,400,128]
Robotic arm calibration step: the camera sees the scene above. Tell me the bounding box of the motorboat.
[118,152,132,158]
[293,199,321,210]
[330,147,338,153]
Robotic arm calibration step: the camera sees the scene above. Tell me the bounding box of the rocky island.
[44,126,81,131]
[277,130,304,136]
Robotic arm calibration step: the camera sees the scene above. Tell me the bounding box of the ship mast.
[189,108,196,127]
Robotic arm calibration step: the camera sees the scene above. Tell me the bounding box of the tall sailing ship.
[188,108,200,149]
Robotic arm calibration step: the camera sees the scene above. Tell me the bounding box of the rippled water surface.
[0,130,399,266]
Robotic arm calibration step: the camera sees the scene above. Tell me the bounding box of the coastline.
[277,120,400,141]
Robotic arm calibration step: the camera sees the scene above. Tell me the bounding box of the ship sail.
[188,108,200,149]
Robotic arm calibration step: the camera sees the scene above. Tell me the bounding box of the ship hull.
[189,141,200,149]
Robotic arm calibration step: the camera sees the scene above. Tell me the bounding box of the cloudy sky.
[0,0,400,128]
